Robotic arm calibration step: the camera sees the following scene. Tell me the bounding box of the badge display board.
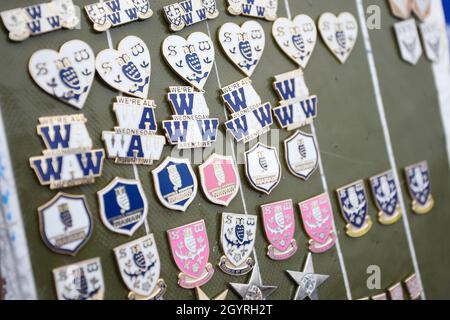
[1,0,450,299]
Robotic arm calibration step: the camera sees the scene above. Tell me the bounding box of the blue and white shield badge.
[97,177,148,236]
[336,180,372,237]
[284,130,318,180]
[370,170,402,225]
[152,157,198,212]
[404,161,434,214]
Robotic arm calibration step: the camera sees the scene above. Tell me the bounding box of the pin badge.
[229,262,277,300]
[167,220,214,289]
[272,14,317,69]
[96,35,150,98]
[38,192,92,256]
[261,199,297,260]
[336,180,372,237]
[226,0,277,21]
[394,19,423,65]
[152,156,197,212]
[29,40,95,109]
[163,0,218,32]
[419,20,442,62]
[412,0,431,21]
[404,161,434,214]
[218,21,265,77]
[298,193,336,254]
[221,77,262,114]
[369,170,402,225]
[196,287,228,300]
[273,69,310,102]
[85,0,153,32]
[404,273,423,300]
[53,257,104,300]
[113,234,166,300]
[199,154,240,206]
[284,130,318,180]
[388,0,413,20]
[0,0,79,41]
[273,96,318,131]
[97,177,147,236]
[318,12,358,64]
[388,282,405,300]
[29,114,105,189]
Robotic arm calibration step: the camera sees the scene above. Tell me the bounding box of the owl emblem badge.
[284,130,318,180]
[369,170,402,224]
[404,161,434,214]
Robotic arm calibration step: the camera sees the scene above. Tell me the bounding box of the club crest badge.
[162,32,214,91]
[299,193,336,253]
[394,19,423,65]
[273,69,310,102]
[404,273,423,300]
[369,170,402,225]
[163,0,218,31]
[412,0,431,21]
[53,258,104,300]
[113,234,166,300]
[38,193,93,256]
[284,130,318,180]
[1,0,79,42]
[167,220,214,288]
[419,20,442,63]
[219,212,257,275]
[404,161,434,214]
[226,0,277,21]
[218,21,265,77]
[29,40,95,109]
[273,95,318,131]
[96,35,151,98]
[261,199,297,260]
[199,154,240,206]
[388,0,413,20]
[336,180,372,237]
[85,0,153,32]
[152,157,197,212]
[29,114,105,189]
[244,142,281,194]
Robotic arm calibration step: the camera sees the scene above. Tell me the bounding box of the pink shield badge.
[261,199,298,260]
[167,220,214,289]
[298,193,336,253]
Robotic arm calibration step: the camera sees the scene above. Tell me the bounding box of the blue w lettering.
[226,117,249,141]
[31,156,63,183]
[39,125,71,150]
[76,151,104,176]
[168,93,194,115]
[252,103,273,127]
[223,88,248,113]
[275,79,296,100]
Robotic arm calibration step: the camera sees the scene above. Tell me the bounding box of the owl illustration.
[274,206,285,228]
[122,61,142,83]
[235,224,245,243]
[257,151,268,171]
[58,203,73,231]
[183,228,197,253]
[380,176,391,199]
[414,167,424,189]
[292,34,306,54]
[244,284,263,300]
[168,164,182,191]
[300,274,317,296]
[213,162,226,186]
[74,268,88,296]
[336,30,346,49]
[132,245,146,270]
[348,187,360,209]
[298,139,307,159]
[56,58,80,91]
[115,186,130,214]
[239,40,253,61]
[185,52,202,74]
[312,201,324,223]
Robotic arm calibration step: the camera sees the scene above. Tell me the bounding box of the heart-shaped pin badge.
[162,32,214,90]
[96,35,151,98]
[412,0,431,21]
[388,0,413,19]
[272,15,317,69]
[29,40,95,109]
[218,21,265,77]
[318,12,358,64]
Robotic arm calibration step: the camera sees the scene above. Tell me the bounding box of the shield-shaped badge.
[404,161,434,214]
[219,212,257,275]
[199,153,240,206]
[336,180,372,237]
[284,130,318,180]
[261,199,297,260]
[97,177,147,236]
[113,234,166,300]
[167,220,214,289]
[38,192,92,256]
[152,156,197,212]
[369,170,402,225]
[299,193,336,253]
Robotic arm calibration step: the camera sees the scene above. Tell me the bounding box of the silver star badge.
[230,262,277,300]
[286,253,329,300]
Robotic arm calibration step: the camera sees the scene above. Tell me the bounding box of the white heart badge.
[162,32,214,90]
[318,12,358,64]
[218,20,265,77]
[388,0,413,19]
[272,15,317,69]
[29,40,95,109]
[96,36,151,99]
[412,0,431,21]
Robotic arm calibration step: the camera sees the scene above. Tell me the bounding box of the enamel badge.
[167,220,214,288]
[404,273,423,300]
[336,180,372,237]
[284,130,318,180]
[199,154,240,206]
[419,20,442,62]
[226,0,277,21]
[394,19,423,65]
[97,177,147,236]
[96,35,151,98]
[1,0,79,41]
[53,258,104,300]
[318,12,358,64]
[38,193,92,256]
[85,0,153,32]
[273,69,310,102]
[261,199,297,260]
[369,170,402,225]
[388,0,413,19]
[412,0,431,21]
[29,114,104,189]
[273,95,318,131]
[152,157,197,212]
[244,142,281,194]
[404,161,434,214]
[230,262,277,300]
[299,193,336,254]
[218,21,265,77]
[29,40,95,109]
[221,77,262,114]
[388,283,405,300]
[113,234,166,300]
[163,0,219,31]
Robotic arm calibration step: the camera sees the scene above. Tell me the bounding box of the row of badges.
[360,273,423,300]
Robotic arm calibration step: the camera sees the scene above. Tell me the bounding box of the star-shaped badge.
[196,287,228,300]
[286,253,329,300]
[229,262,277,300]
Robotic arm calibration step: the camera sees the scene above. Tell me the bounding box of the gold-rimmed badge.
[404,161,434,214]
[369,170,402,225]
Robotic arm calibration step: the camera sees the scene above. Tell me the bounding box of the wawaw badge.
[226,0,277,21]
[369,170,402,225]
[284,130,318,180]
[273,69,310,102]
[404,161,434,214]
[163,0,219,31]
